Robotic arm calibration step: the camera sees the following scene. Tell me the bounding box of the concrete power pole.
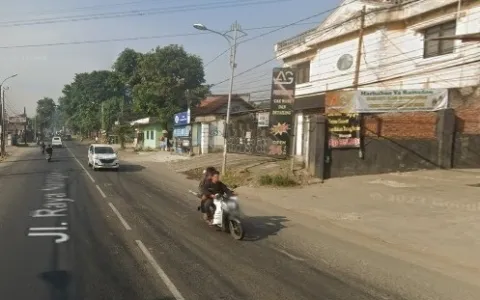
[1,88,5,155]
[24,107,27,145]
[353,5,366,89]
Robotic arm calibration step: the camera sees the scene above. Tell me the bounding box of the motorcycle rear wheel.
[228,218,244,240]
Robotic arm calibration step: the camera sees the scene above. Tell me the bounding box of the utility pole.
[222,22,239,175]
[192,21,247,175]
[23,107,27,145]
[0,87,4,156]
[101,102,105,130]
[353,5,366,89]
[0,74,17,155]
[353,6,366,159]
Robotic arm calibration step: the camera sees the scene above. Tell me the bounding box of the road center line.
[108,202,132,230]
[96,185,107,198]
[66,146,95,183]
[135,240,185,300]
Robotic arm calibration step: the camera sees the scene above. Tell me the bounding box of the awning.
[294,93,325,111]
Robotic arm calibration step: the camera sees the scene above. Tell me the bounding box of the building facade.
[274,0,480,164]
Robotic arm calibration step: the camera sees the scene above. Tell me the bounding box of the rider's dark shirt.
[202,181,231,197]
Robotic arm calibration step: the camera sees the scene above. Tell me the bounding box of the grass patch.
[183,167,204,180]
[222,170,250,187]
[15,144,30,147]
[182,167,251,188]
[258,173,297,187]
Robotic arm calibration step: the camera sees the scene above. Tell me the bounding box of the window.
[294,61,310,84]
[151,130,154,140]
[94,147,114,154]
[424,21,456,58]
[146,131,150,139]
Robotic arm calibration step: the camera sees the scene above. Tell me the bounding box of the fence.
[226,112,289,158]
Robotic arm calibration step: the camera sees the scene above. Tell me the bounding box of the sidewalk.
[0,145,32,164]
[238,169,480,269]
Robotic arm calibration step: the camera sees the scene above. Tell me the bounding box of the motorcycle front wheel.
[228,217,245,240]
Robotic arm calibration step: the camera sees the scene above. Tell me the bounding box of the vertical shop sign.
[268,68,295,156]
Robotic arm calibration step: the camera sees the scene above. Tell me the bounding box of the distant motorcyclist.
[40,140,46,153]
[198,167,217,220]
[45,144,53,158]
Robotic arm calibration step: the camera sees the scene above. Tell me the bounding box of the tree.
[113,48,143,87]
[59,71,125,136]
[132,44,208,126]
[36,97,56,132]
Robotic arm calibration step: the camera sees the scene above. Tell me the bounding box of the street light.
[1,74,18,156]
[193,21,246,175]
[193,23,207,31]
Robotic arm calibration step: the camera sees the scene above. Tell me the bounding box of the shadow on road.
[1,157,49,163]
[242,215,289,242]
[39,270,71,300]
[0,169,81,177]
[118,164,145,172]
[1,156,74,163]
[93,164,145,172]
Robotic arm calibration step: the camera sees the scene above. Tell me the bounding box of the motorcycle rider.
[45,144,53,159]
[201,170,233,224]
[40,140,46,153]
[198,167,217,219]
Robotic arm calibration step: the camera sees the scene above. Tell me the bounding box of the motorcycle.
[189,190,245,240]
[46,153,52,162]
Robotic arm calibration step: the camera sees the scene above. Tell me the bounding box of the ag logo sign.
[274,69,294,85]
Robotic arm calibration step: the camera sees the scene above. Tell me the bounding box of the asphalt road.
[0,142,475,300]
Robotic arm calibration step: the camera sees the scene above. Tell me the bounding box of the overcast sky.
[0,0,338,116]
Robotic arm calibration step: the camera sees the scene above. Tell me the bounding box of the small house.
[191,95,255,155]
[130,117,167,150]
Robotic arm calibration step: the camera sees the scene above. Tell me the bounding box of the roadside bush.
[258,174,297,187]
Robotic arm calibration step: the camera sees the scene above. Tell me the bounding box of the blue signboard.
[174,111,189,126]
[173,126,190,137]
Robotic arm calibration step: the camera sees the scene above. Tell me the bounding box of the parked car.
[51,136,63,148]
[88,144,119,171]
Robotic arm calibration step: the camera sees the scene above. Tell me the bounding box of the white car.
[51,136,63,148]
[88,144,119,171]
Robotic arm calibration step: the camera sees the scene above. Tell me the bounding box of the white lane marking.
[66,146,95,183]
[29,227,67,231]
[96,185,107,198]
[135,240,185,300]
[108,202,132,230]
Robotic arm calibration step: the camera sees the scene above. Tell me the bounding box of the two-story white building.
[275,0,480,163]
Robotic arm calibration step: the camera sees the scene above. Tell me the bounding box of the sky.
[0,0,339,116]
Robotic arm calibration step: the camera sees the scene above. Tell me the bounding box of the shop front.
[173,110,191,154]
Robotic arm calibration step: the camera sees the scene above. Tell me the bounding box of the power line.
[0,0,292,28]
[221,41,478,91]
[204,0,356,68]
[0,21,323,49]
[8,0,182,17]
[218,52,480,96]
[218,46,480,93]
[209,0,424,87]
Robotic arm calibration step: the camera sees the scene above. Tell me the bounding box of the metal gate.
[226,112,288,157]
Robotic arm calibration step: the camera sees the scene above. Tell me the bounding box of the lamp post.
[1,74,18,156]
[193,22,246,175]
